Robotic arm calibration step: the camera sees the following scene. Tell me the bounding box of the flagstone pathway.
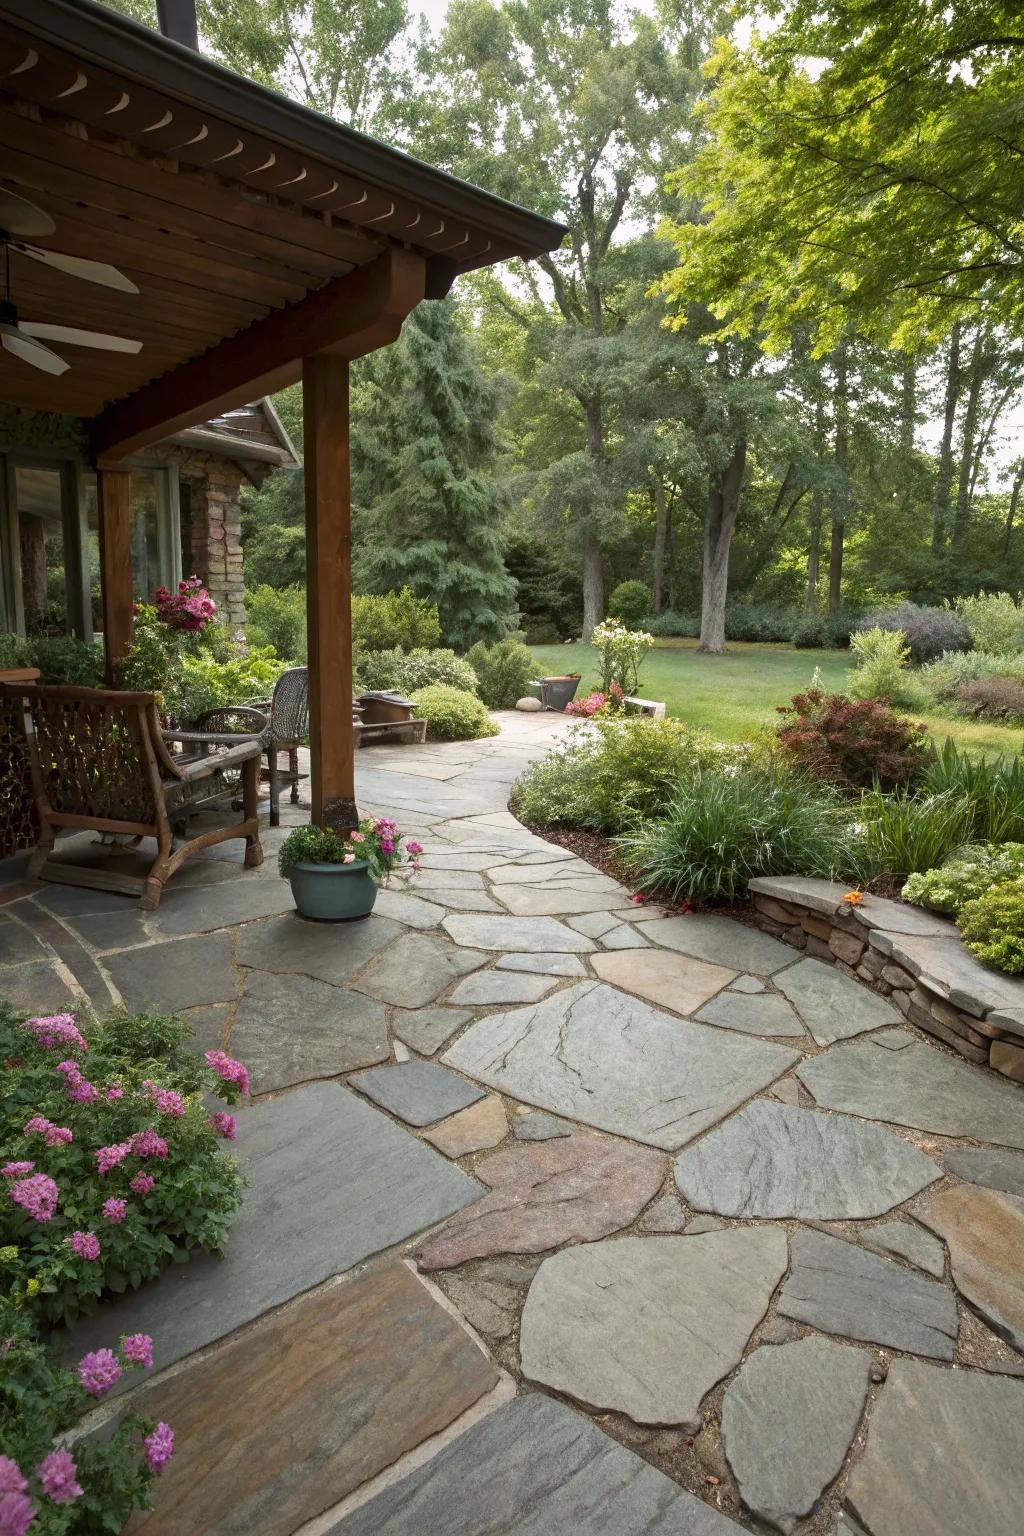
[2,710,1024,1535]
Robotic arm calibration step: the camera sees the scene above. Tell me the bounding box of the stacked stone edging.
[746,877,1024,1083]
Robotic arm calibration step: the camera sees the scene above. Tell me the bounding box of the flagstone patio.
[2,710,1024,1535]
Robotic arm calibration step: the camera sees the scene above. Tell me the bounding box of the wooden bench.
[624,696,666,719]
[5,683,262,909]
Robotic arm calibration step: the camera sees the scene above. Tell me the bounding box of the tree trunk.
[806,397,825,609]
[828,347,849,614]
[952,330,987,549]
[652,478,669,613]
[1004,464,1024,558]
[932,323,962,552]
[582,532,604,640]
[699,440,746,653]
[900,360,916,456]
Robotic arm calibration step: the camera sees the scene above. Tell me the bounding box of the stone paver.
[944,1144,1024,1198]
[237,911,401,985]
[696,990,806,1037]
[519,1229,788,1428]
[600,922,651,950]
[643,913,797,973]
[722,1337,872,1533]
[372,888,446,929]
[798,1038,1024,1148]
[638,1192,687,1233]
[773,957,901,1044]
[391,1006,473,1056]
[231,970,389,1093]
[442,913,596,953]
[150,879,294,936]
[444,982,800,1150]
[350,1060,484,1126]
[845,1360,1024,1536]
[127,1264,498,1536]
[730,974,766,994]
[567,911,622,939]
[418,1134,666,1270]
[858,1219,946,1278]
[65,1082,481,1381]
[105,933,236,1011]
[329,1394,746,1535]
[0,959,78,1012]
[590,948,735,1016]
[674,1100,940,1219]
[496,884,629,916]
[448,970,558,1006]
[495,951,587,977]
[511,1109,571,1141]
[917,1184,1024,1349]
[352,931,487,1008]
[0,911,48,965]
[423,1095,509,1158]
[778,1230,957,1359]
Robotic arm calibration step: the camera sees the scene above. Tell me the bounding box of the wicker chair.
[189,666,309,828]
[6,683,263,910]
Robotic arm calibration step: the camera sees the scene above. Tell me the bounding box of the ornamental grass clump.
[614,764,857,903]
[854,789,977,879]
[0,1004,246,1328]
[922,740,1024,843]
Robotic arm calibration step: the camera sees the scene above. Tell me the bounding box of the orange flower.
[843,890,864,905]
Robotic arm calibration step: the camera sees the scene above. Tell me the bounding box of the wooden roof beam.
[90,246,425,461]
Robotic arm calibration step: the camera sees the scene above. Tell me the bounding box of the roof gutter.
[3,0,566,258]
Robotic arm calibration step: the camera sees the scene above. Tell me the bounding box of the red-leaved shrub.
[776,690,929,791]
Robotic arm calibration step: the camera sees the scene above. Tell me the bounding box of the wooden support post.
[96,467,133,683]
[303,353,356,832]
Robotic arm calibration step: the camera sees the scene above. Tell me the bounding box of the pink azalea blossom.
[129,1172,155,1195]
[69,1231,100,1260]
[9,1173,58,1222]
[208,1111,236,1141]
[36,1450,82,1506]
[120,1333,153,1368]
[22,1014,87,1052]
[103,1198,127,1225]
[143,1423,174,1472]
[78,1348,121,1396]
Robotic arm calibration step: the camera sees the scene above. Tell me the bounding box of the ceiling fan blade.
[1,327,69,376]
[19,321,143,354]
[15,245,139,295]
[0,187,56,240]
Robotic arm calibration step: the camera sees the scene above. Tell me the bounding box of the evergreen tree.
[354,299,518,650]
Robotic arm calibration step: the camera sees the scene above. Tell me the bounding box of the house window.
[82,464,181,612]
[0,456,86,640]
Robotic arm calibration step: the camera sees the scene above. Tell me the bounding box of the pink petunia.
[78,1348,121,1396]
[143,1423,174,1472]
[208,1111,236,1141]
[120,1333,154,1368]
[129,1172,155,1195]
[36,1449,82,1506]
[103,1198,127,1225]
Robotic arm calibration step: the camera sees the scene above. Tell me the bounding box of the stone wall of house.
[747,876,1024,1083]
[150,446,248,632]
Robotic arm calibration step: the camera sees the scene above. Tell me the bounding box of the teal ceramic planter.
[287,860,378,922]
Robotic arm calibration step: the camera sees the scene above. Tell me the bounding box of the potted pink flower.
[278,819,423,922]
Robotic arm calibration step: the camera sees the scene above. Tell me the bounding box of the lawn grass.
[530,639,1023,757]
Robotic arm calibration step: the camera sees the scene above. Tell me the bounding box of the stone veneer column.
[186,456,247,632]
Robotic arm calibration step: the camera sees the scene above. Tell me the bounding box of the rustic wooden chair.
[6,683,263,910]
[187,665,310,828]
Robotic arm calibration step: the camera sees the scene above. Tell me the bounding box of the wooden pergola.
[0,0,563,829]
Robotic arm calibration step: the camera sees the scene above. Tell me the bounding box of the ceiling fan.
[0,186,142,377]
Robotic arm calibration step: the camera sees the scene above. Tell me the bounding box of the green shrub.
[522,618,562,645]
[958,878,1024,973]
[954,674,1024,723]
[645,609,700,638]
[614,764,856,902]
[922,740,1024,843]
[854,788,977,878]
[467,637,536,709]
[788,610,857,648]
[512,716,738,835]
[351,589,441,654]
[903,844,1024,914]
[607,580,652,628]
[777,689,930,791]
[954,591,1024,654]
[355,647,478,696]
[918,648,1022,703]
[413,684,497,740]
[848,627,930,709]
[856,602,971,663]
[246,584,307,662]
[170,647,288,725]
[1,1002,245,1327]
[0,631,104,687]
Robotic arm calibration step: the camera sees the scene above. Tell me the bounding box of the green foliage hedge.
[355,647,478,696]
[413,684,498,740]
[959,879,1024,974]
[351,589,441,654]
[607,580,652,628]
[246,584,307,662]
[904,844,1024,914]
[0,632,104,687]
[467,637,537,709]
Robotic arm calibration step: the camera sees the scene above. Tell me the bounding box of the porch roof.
[0,0,564,453]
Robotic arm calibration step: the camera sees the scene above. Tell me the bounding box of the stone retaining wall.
[746,876,1024,1084]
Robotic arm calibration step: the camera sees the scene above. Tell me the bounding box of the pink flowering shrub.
[1,1004,246,1328]
[0,1292,173,1534]
[565,681,626,718]
[153,574,217,633]
[279,816,424,884]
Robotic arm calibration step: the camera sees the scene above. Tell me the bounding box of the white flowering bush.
[591,619,654,695]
